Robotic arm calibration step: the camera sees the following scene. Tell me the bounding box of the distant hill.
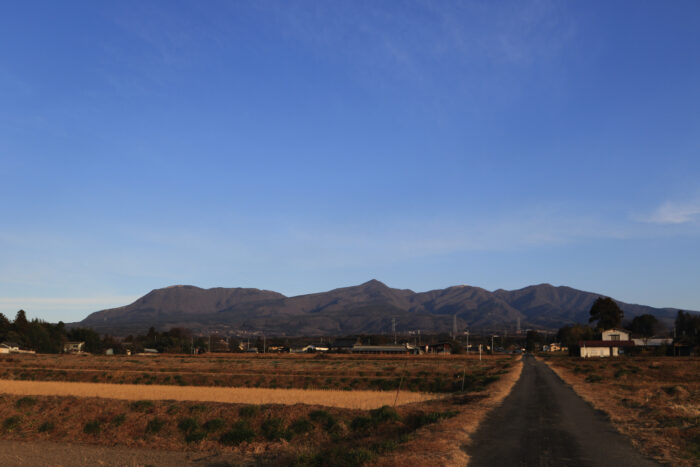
[75,280,692,336]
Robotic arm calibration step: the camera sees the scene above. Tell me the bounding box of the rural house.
[63,341,85,354]
[427,342,452,354]
[579,329,634,358]
[0,342,20,354]
[351,343,420,354]
[631,337,673,348]
[330,337,361,353]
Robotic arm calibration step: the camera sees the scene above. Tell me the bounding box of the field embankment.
[542,355,700,466]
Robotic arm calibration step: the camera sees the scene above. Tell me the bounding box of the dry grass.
[0,353,508,393]
[0,354,519,465]
[0,379,433,409]
[543,355,700,467]
[375,356,524,466]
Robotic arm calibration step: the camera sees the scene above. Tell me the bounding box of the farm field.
[0,353,520,466]
[0,380,431,409]
[542,355,700,467]
[0,353,505,393]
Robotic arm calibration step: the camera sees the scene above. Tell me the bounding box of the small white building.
[0,342,20,354]
[601,329,630,341]
[632,337,673,347]
[63,341,85,353]
[579,329,634,358]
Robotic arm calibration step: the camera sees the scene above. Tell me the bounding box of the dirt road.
[466,355,660,467]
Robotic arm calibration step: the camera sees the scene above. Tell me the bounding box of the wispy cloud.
[644,201,700,224]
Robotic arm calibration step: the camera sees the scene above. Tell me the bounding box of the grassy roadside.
[541,355,700,467]
[374,356,524,466]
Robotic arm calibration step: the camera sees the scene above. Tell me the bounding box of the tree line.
[0,311,208,354]
[556,297,700,350]
[0,310,101,353]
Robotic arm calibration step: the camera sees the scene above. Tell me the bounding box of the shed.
[63,341,85,354]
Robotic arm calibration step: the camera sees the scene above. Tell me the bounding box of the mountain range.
[74,280,692,336]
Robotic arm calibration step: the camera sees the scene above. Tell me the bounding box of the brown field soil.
[0,353,508,393]
[542,355,700,467]
[0,353,520,466]
[0,380,432,409]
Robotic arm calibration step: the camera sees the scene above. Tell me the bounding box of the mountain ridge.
[75,280,694,336]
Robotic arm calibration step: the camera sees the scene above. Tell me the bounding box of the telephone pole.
[392,318,397,344]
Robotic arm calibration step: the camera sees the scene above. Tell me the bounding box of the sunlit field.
[0,380,433,409]
[0,352,507,393]
[0,353,519,465]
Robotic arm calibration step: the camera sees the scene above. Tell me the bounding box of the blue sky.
[1,1,699,322]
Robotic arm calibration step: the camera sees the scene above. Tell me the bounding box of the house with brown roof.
[579,329,634,357]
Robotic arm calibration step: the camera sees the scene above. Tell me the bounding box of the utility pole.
[208,335,211,354]
[465,330,469,355]
[263,334,266,353]
[452,315,457,340]
[491,335,495,355]
[392,318,397,344]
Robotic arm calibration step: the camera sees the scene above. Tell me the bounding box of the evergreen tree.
[588,297,623,330]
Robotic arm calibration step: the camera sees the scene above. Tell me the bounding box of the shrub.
[404,410,457,430]
[371,439,399,454]
[15,396,37,409]
[83,420,101,435]
[130,400,154,412]
[309,446,375,467]
[369,405,400,422]
[289,418,313,435]
[3,416,21,432]
[350,416,374,432]
[309,409,337,430]
[177,417,199,434]
[203,418,225,432]
[239,405,259,418]
[145,417,166,434]
[38,421,54,433]
[219,421,255,446]
[189,404,207,413]
[585,374,602,383]
[261,417,291,441]
[112,413,126,426]
[185,430,207,443]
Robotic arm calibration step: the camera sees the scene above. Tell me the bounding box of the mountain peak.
[361,279,387,288]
